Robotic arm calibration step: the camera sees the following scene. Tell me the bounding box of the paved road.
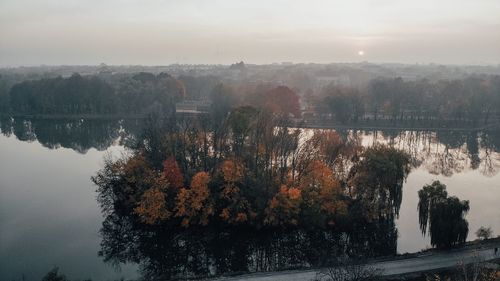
[213,244,500,281]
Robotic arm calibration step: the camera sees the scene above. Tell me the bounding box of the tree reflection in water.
[361,129,500,177]
[98,218,397,279]
[2,117,497,279]
[0,117,143,153]
[1,117,498,178]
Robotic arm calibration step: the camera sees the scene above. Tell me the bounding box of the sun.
[358,50,365,56]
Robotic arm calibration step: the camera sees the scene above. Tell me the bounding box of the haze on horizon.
[1,0,500,66]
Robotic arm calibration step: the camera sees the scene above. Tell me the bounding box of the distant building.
[175,100,211,114]
[229,61,246,71]
[97,63,113,79]
[316,75,351,89]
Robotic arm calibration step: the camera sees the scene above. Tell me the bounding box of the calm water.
[0,133,138,281]
[360,130,500,253]
[0,118,499,281]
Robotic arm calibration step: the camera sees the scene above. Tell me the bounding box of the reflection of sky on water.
[0,120,499,280]
[397,169,500,253]
[0,135,137,281]
[359,129,500,253]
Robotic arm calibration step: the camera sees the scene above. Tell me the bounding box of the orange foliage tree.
[263,86,301,118]
[175,172,214,227]
[265,185,302,226]
[298,160,347,226]
[221,159,244,183]
[134,187,171,225]
[163,157,184,188]
[218,159,255,224]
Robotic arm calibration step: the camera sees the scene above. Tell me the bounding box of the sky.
[1,0,500,66]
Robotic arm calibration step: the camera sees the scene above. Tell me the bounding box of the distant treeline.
[0,71,302,118]
[315,75,500,125]
[2,71,500,127]
[1,72,186,115]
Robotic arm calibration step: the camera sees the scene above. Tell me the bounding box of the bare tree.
[475,227,493,240]
[458,259,483,281]
[455,255,499,281]
[313,258,383,281]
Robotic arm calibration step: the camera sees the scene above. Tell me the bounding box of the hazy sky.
[1,0,500,66]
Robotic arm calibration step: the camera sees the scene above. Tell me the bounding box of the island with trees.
[89,102,484,279]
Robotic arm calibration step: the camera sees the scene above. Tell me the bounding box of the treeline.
[0,74,11,113]
[4,72,186,115]
[93,107,411,279]
[3,71,300,117]
[316,75,500,125]
[4,70,500,127]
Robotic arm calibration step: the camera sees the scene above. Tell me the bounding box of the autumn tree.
[92,153,167,216]
[265,185,302,226]
[221,158,245,183]
[163,157,184,188]
[218,159,255,224]
[134,187,171,224]
[262,86,301,118]
[175,171,214,227]
[299,160,346,227]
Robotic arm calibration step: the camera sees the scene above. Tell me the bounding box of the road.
[212,243,500,281]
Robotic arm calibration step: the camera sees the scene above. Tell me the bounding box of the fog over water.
[1,0,500,66]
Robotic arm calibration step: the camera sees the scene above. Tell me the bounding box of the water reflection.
[349,129,500,177]
[0,118,498,280]
[0,134,137,281]
[2,117,498,176]
[98,218,397,279]
[2,117,499,178]
[0,117,144,154]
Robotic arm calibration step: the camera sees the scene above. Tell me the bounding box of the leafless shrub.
[313,258,383,281]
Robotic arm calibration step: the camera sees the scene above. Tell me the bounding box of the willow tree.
[418,181,469,249]
[348,145,411,220]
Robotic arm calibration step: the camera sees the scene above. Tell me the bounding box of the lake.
[1,118,499,281]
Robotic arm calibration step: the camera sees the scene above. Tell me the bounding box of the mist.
[1,0,500,66]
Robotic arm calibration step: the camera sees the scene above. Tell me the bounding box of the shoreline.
[1,113,499,131]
